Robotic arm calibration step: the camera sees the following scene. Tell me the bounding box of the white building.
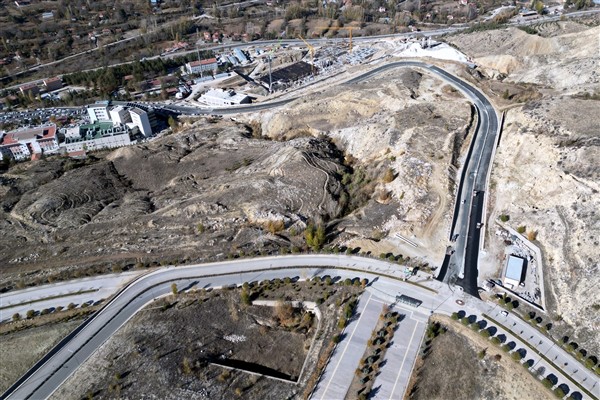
[60,122,131,154]
[129,108,152,137]
[109,106,131,125]
[87,105,110,123]
[504,255,525,288]
[198,88,251,107]
[186,58,218,75]
[0,124,59,161]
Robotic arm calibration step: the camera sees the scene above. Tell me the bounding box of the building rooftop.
[0,125,57,146]
[189,58,218,67]
[43,76,62,83]
[506,255,525,282]
[203,88,248,102]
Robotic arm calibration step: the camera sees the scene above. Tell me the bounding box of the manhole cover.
[456,299,465,305]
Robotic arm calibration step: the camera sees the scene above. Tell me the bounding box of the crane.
[298,35,316,75]
[314,26,358,53]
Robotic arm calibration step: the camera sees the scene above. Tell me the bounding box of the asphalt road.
[3,255,598,399]
[343,61,500,296]
[1,255,439,400]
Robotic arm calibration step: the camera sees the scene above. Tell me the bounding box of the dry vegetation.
[50,280,362,399]
[406,315,554,400]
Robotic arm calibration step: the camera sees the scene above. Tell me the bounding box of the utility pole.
[268,55,272,94]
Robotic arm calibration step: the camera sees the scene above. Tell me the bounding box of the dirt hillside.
[448,21,600,352]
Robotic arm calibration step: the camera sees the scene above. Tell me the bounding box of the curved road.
[163,60,499,297]
[3,255,598,400]
[0,63,548,400]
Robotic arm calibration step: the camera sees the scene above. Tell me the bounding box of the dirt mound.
[257,68,472,263]
[0,122,346,281]
[447,24,600,88]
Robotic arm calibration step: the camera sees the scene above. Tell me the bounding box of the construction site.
[179,35,468,108]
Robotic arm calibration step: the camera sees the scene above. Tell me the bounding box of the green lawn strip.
[0,289,99,311]
[483,313,597,400]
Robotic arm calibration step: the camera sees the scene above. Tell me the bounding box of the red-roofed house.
[19,83,40,96]
[0,124,59,161]
[185,58,218,75]
[43,76,63,92]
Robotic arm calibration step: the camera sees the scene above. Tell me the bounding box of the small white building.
[504,255,525,288]
[186,58,218,75]
[129,108,152,137]
[198,88,251,107]
[109,106,131,125]
[87,105,110,123]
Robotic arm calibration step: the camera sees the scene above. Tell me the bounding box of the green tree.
[12,313,21,321]
[168,116,178,130]
[26,310,35,319]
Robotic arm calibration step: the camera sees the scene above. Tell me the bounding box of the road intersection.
[1,59,598,400]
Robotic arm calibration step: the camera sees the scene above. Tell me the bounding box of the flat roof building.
[109,106,131,125]
[0,124,59,160]
[186,58,218,75]
[60,122,131,154]
[198,88,251,107]
[129,107,152,137]
[87,105,110,123]
[504,255,526,288]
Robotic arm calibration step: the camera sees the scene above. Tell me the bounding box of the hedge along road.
[2,255,445,400]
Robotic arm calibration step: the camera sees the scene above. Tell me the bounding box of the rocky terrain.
[256,68,472,263]
[1,67,471,289]
[0,122,346,285]
[448,19,600,352]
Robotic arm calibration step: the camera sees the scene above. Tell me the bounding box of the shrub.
[517,226,526,234]
[450,312,459,320]
[67,303,76,310]
[382,168,396,183]
[332,334,341,344]
[40,308,50,315]
[527,230,538,241]
[499,214,510,222]
[26,309,35,319]
[182,357,193,375]
[171,283,178,296]
[12,313,21,321]
[554,388,566,398]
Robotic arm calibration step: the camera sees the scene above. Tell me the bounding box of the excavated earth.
[256,69,472,264]
[1,68,471,289]
[448,20,600,353]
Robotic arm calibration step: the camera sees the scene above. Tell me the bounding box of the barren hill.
[448,21,600,352]
[448,22,600,89]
